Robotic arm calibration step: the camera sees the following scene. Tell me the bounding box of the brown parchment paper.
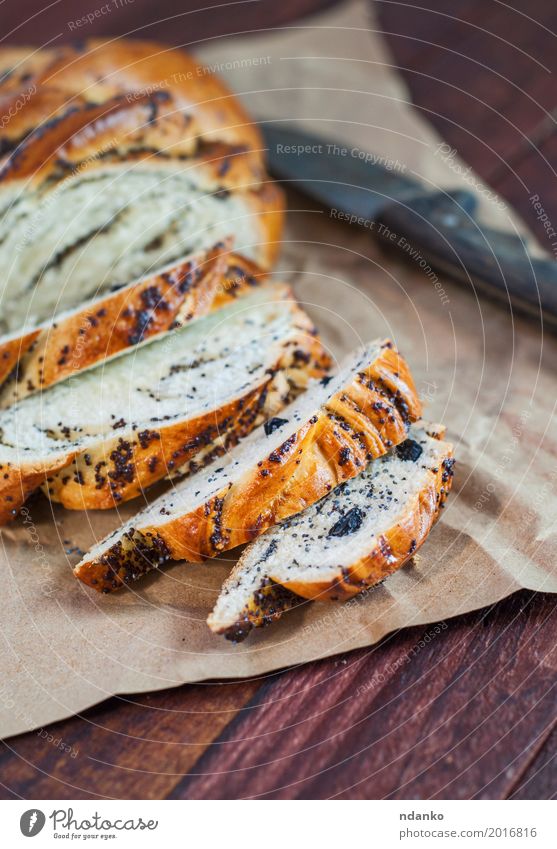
[1,0,556,740]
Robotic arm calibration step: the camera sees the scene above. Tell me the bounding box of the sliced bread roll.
[0,245,265,406]
[74,340,422,592]
[0,286,327,523]
[208,424,455,641]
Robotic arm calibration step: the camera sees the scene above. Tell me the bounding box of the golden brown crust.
[49,39,262,150]
[0,103,263,186]
[0,296,329,524]
[74,342,423,592]
[0,92,171,183]
[214,253,268,307]
[0,40,262,161]
[0,329,41,388]
[0,47,68,154]
[0,452,76,525]
[0,47,67,96]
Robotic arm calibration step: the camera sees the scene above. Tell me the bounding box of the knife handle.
[377,191,557,323]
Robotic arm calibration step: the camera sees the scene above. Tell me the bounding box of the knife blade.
[262,124,557,324]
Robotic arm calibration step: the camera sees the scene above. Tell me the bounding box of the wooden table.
[1,0,555,800]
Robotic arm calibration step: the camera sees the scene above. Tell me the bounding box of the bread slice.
[0,286,328,523]
[0,241,224,405]
[208,424,454,641]
[74,340,423,592]
[0,245,267,406]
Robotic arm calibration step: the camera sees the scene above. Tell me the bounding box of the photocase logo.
[20,809,46,836]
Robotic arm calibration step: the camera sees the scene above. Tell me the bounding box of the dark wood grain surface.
[1,0,556,800]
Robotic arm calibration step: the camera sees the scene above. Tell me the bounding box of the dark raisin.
[328,507,365,538]
[264,417,288,436]
[396,439,423,462]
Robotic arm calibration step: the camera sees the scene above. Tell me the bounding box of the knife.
[262,124,557,325]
